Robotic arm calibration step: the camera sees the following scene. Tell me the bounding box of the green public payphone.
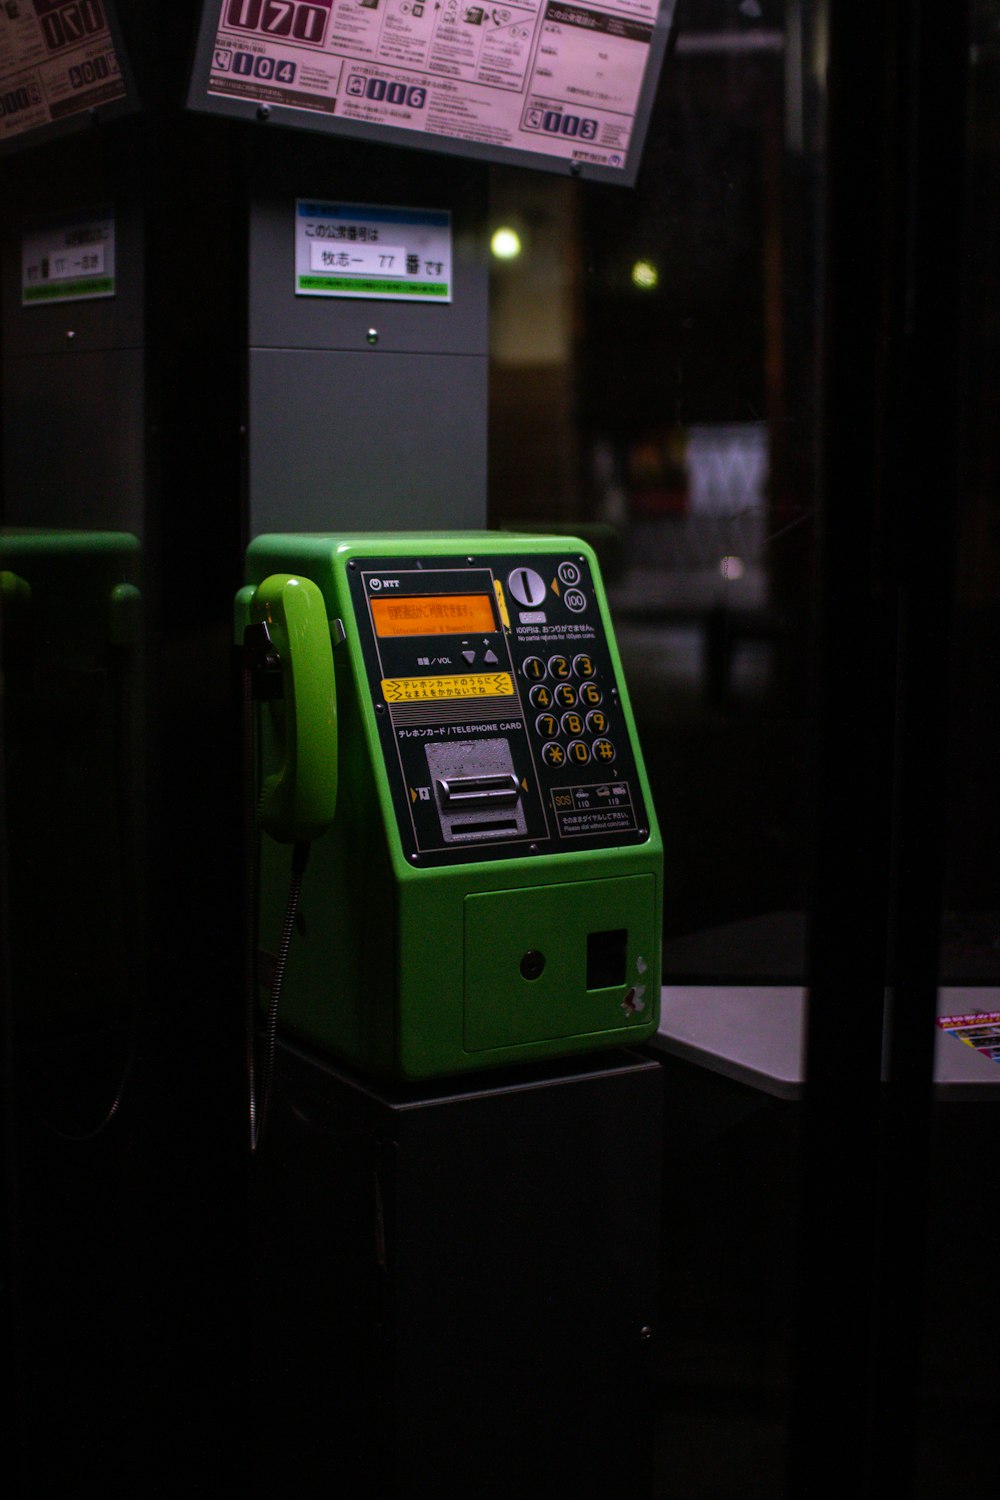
[238,532,662,1080]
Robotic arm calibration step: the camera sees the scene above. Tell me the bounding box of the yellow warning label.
[382,672,515,703]
[493,580,510,630]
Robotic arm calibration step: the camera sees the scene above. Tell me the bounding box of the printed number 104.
[232,53,297,82]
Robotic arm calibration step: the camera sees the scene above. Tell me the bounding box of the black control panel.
[348,551,649,867]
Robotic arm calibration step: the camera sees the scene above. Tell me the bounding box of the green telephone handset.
[248,573,338,844]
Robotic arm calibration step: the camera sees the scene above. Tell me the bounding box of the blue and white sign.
[21,206,116,305]
[294,199,453,303]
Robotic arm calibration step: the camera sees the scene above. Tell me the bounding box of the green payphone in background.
[238,532,662,1080]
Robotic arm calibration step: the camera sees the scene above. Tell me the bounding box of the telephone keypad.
[521,644,621,783]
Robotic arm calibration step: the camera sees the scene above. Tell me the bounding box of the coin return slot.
[437,774,520,807]
[587,928,627,990]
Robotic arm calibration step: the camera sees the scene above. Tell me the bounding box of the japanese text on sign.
[1,0,127,147]
[203,0,675,175]
[382,673,515,702]
[295,199,452,301]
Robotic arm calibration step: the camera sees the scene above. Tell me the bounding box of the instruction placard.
[0,0,127,147]
[199,0,674,175]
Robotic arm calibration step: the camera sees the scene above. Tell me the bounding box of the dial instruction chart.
[0,0,128,148]
[194,0,675,177]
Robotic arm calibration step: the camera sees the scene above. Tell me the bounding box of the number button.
[561,710,584,737]
[529,683,553,710]
[523,656,546,681]
[548,654,570,679]
[535,713,559,739]
[579,682,603,708]
[542,741,566,768]
[586,709,609,735]
[593,738,616,764]
[572,654,595,678]
[567,740,591,765]
[553,682,577,708]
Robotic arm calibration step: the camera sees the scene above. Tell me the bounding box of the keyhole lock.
[520,950,546,981]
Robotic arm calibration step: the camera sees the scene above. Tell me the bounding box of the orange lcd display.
[371,593,496,638]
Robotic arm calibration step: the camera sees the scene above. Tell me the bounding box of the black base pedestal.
[251,1043,662,1498]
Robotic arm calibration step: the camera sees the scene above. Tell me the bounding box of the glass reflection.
[1,528,144,1138]
[489,0,822,973]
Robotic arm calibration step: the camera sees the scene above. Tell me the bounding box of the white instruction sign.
[22,206,116,305]
[295,200,452,301]
[203,0,671,173]
[0,0,127,147]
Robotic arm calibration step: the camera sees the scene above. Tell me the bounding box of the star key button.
[542,741,566,768]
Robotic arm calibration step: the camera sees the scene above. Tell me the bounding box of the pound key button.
[593,738,616,764]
